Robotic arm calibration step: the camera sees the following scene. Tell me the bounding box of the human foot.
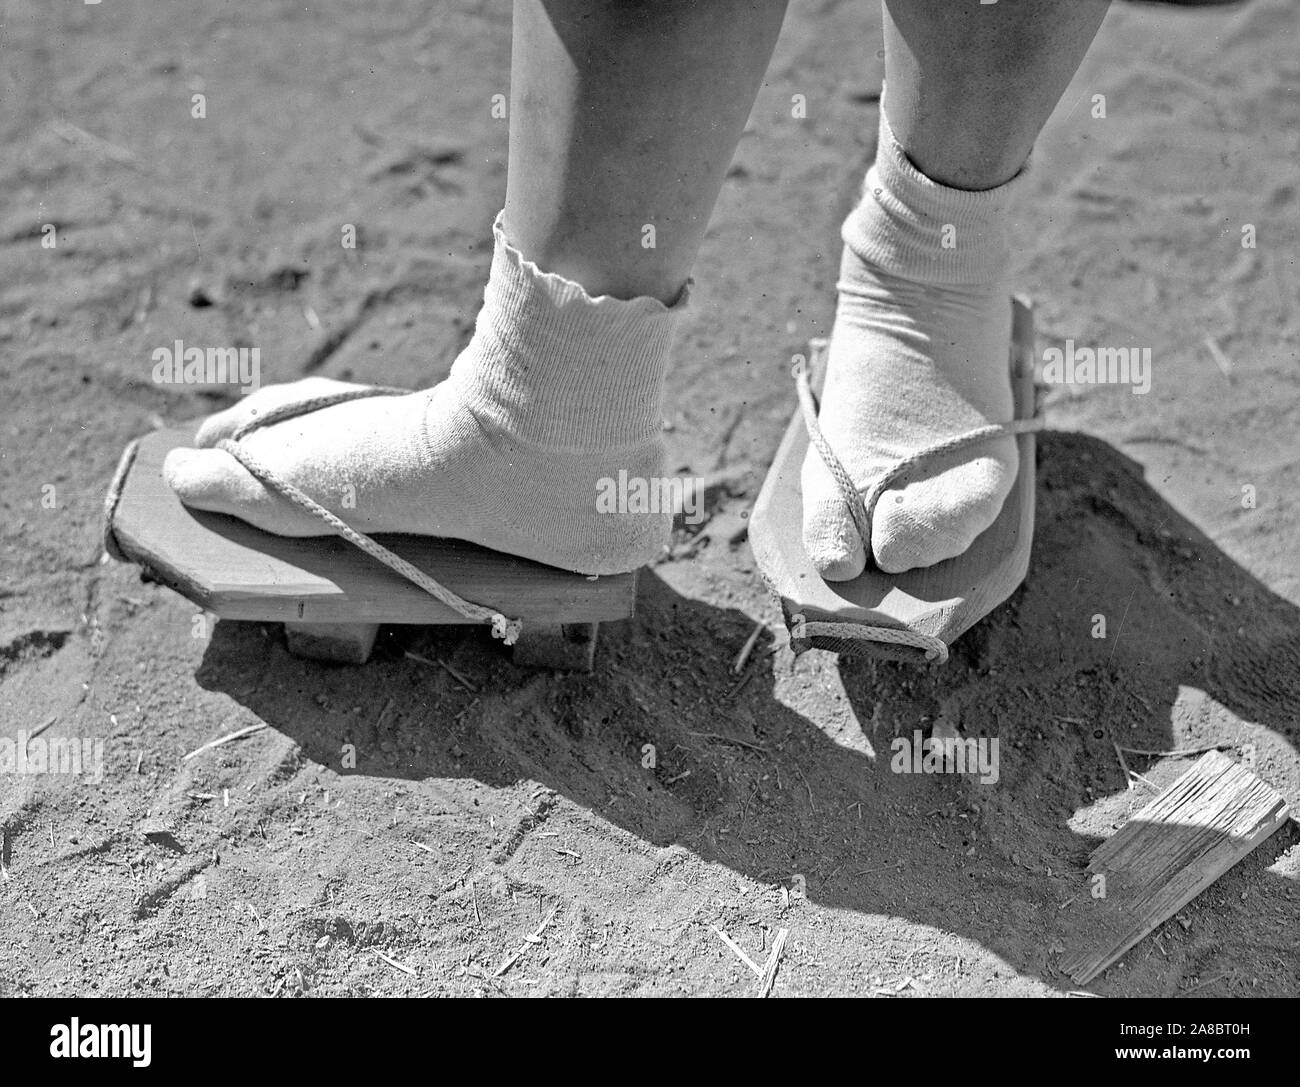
[163,215,687,577]
[801,107,1028,579]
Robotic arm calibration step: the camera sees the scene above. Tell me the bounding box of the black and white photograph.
[1,0,1296,1050]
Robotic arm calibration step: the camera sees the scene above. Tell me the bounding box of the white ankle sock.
[801,106,1029,578]
[164,213,687,575]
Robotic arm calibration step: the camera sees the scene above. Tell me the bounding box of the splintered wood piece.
[748,296,1038,662]
[108,425,638,628]
[511,622,598,673]
[1061,750,1291,985]
[283,621,379,664]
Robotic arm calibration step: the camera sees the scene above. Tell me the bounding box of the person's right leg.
[803,0,1110,578]
[506,0,788,306]
[165,0,787,575]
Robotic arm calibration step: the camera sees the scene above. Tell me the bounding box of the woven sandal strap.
[794,615,949,664]
[102,436,142,562]
[231,386,411,441]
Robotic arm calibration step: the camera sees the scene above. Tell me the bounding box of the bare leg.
[506,0,788,303]
[802,0,1111,578]
[883,0,1111,190]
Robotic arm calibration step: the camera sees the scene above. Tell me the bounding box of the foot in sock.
[163,214,686,577]
[801,106,1027,580]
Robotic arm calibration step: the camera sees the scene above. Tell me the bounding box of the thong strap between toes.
[790,360,1045,665]
[217,386,524,645]
[793,361,1043,547]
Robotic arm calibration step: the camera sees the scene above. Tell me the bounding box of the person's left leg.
[803,0,1110,578]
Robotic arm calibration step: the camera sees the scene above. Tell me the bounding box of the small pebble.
[187,280,215,308]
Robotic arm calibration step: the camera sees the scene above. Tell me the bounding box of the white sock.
[164,213,687,576]
[801,105,1029,578]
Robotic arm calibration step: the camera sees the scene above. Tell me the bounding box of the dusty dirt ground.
[1,0,1297,997]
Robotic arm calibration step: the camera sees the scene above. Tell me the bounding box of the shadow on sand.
[196,431,1300,991]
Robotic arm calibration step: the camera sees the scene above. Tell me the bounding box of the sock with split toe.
[801,105,1030,579]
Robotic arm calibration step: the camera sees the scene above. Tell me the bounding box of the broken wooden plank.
[1061,750,1290,985]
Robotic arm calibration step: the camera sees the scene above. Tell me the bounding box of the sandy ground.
[1,0,1297,997]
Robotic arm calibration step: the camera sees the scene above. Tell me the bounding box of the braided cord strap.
[220,386,522,645]
[793,614,950,664]
[792,358,1045,666]
[103,436,142,562]
[229,386,412,440]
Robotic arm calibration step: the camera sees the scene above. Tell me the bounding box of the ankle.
[841,106,1027,288]
[448,212,688,452]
